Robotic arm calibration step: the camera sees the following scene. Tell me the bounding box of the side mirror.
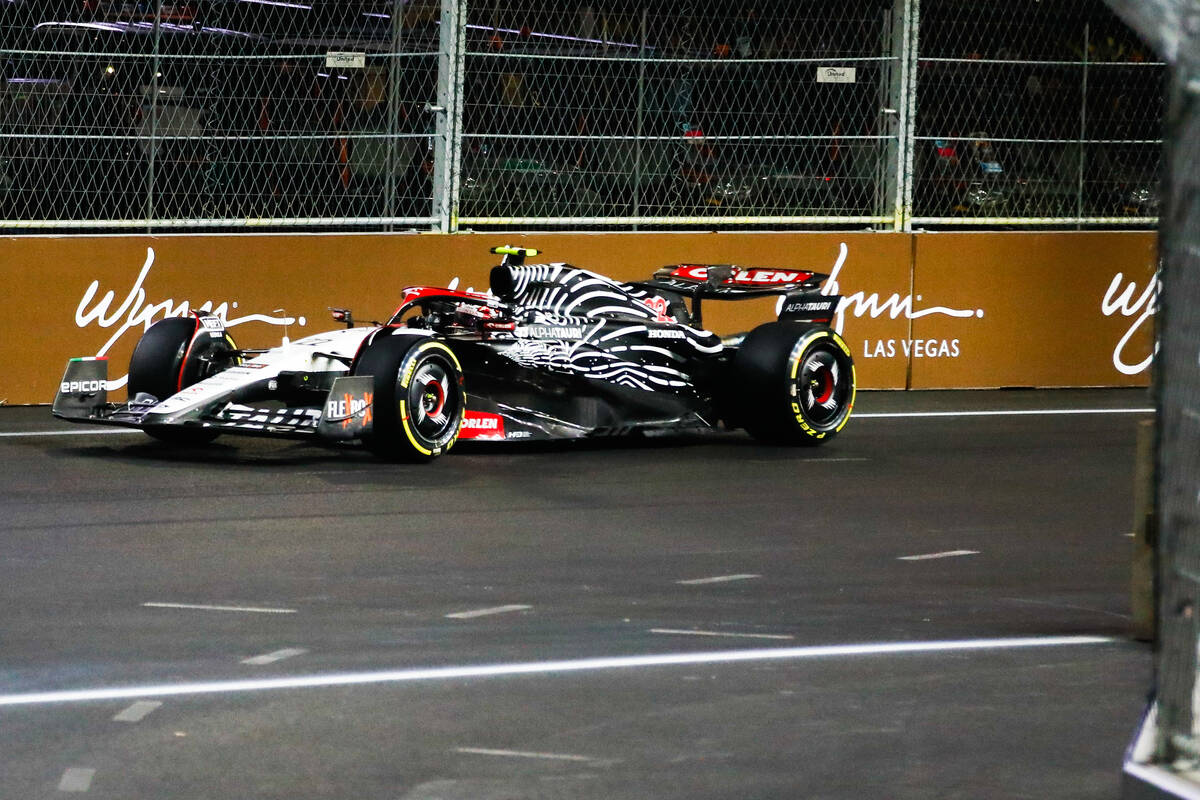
[329,307,354,328]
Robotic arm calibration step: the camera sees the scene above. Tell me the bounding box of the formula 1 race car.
[53,246,855,461]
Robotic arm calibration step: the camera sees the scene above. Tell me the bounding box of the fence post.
[148,1,163,232]
[432,0,466,232]
[385,0,405,230]
[885,0,916,232]
[900,0,919,232]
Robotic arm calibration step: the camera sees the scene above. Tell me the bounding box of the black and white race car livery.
[53,246,855,461]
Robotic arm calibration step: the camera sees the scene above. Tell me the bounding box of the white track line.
[455,747,602,763]
[898,550,980,561]
[112,700,162,722]
[854,408,1152,419]
[57,768,96,792]
[0,636,1116,707]
[445,604,532,619]
[241,648,308,666]
[0,429,140,438]
[143,602,297,614]
[651,628,794,640]
[0,407,1153,439]
[676,574,761,585]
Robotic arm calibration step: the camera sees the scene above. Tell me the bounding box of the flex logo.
[327,391,373,428]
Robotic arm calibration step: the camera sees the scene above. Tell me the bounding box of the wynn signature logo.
[820,242,984,333]
[1102,272,1158,376]
[74,247,302,389]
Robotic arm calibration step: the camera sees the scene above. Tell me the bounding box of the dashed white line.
[112,700,162,722]
[455,747,603,763]
[650,628,794,640]
[676,574,761,585]
[897,550,980,561]
[57,768,95,792]
[0,636,1117,707]
[241,648,308,666]
[445,604,532,619]
[143,602,297,614]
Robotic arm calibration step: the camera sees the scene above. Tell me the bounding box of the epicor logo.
[61,380,107,394]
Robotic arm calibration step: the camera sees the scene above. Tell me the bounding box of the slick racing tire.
[731,322,855,446]
[354,334,465,462]
[128,316,236,445]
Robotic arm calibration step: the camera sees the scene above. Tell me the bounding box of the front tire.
[128,316,236,445]
[730,322,855,445]
[354,334,465,462]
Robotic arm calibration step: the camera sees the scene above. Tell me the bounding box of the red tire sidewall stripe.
[177,313,203,393]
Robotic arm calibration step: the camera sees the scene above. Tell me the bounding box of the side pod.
[52,358,110,420]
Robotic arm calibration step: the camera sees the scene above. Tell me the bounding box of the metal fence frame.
[0,0,1163,233]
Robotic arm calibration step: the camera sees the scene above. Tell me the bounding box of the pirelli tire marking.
[397,340,464,457]
[786,329,855,439]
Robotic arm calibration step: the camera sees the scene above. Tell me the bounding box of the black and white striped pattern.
[495,263,723,392]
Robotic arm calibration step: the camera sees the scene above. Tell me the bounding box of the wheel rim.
[797,346,847,427]
[407,357,459,440]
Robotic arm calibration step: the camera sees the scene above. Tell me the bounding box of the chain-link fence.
[457,1,898,227]
[913,0,1165,226]
[0,1,441,229]
[0,0,1164,231]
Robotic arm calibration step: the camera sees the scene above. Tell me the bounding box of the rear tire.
[128,316,236,445]
[730,322,855,445]
[354,334,465,462]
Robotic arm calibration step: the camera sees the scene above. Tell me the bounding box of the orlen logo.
[460,411,505,439]
[61,380,108,394]
[672,265,813,284]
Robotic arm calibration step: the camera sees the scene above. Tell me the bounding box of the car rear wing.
[629,264,839,327]
[636,264,827,297]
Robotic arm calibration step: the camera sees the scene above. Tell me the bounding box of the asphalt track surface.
[0,389,1153,799]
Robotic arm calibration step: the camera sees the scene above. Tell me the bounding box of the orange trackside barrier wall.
[1,230,1156,405]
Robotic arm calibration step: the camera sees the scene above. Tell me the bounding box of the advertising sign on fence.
[0,232,1155,405]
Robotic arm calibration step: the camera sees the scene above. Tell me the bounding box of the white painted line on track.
[0,429,140,438]
[445,604,532,619]
[455,747,605,763]
[112,700,162,722]
[241,648,308,666]
[898,550,980,561]
[0,407,1151,439]
[0,636,1117,707]
[676,574,761,585]
[651,628,794,640]
[57,768,95,792]
[143,602,297,614]
[854,407,1152,419]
